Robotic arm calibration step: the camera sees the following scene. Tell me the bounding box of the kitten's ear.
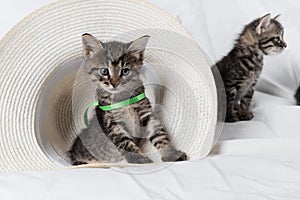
[256,13,271,35]
[128,35,150,60]
[82,33,103,59]
[273,14,281,20]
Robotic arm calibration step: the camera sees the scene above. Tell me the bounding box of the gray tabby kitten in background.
[216,14,287,122]
[295,86,300,105]
[68,34,187,165]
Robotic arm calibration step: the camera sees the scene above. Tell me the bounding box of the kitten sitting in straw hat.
[68,34,187,165]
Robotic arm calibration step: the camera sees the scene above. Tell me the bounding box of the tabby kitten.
[216,14,287,122]
[68,34,187,165]
[295,86,300,105]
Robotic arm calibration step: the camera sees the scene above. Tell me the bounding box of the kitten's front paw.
[161,146,188,162]
[225,114,239,123]
[124,152,153,164]
[239,112,254,121]
[175,151,188,161]
[136,156,153,164]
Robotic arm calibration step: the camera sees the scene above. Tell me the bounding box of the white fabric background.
[1,1,300,199]
[0,0,53,39]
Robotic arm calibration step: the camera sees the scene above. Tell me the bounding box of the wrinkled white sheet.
[1,0,300,199]
[1,142,300,200]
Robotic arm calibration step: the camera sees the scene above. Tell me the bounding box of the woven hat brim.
[0,0,217,173]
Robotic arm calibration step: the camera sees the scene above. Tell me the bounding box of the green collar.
[84,92,146,127]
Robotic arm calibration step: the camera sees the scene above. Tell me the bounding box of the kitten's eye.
[121,68,130,76]
[100,68,109,76]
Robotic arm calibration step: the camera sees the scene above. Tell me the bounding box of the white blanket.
[1,138,300,200]
[1,0,300,199]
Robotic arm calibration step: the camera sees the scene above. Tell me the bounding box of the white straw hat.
[0,0,218,173]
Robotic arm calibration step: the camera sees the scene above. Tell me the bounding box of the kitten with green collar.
[68,34,187,165]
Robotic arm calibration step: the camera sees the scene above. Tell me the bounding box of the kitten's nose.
[282,41,287,48]
[111,82,117,88]
[110,79,119,88]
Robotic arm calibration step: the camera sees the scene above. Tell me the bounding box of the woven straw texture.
[0,0,217,173]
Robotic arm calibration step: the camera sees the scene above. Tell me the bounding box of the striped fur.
[68,34,187,165]
[216,14,286,122]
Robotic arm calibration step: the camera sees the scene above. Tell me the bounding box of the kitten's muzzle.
[110,76,120,88]
[283,42,287,48]
[110,80,120,88]
[280,41,287,48]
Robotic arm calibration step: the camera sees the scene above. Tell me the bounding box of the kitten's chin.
[278,48,286,54]
[103,87,124,94]
[267,48,285,55]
